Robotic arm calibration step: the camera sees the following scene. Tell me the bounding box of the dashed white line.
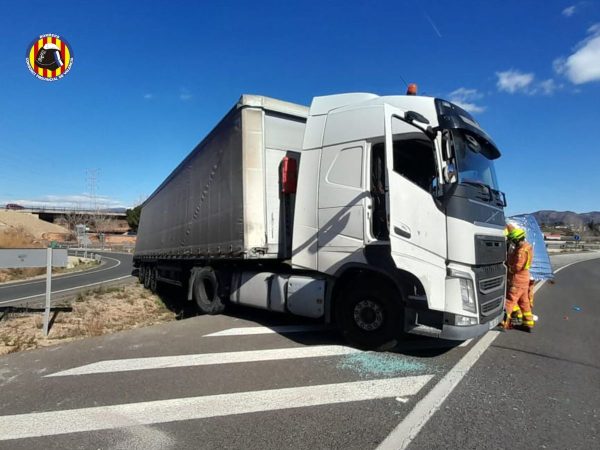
[46,345,359,377]
[0,375,434,440]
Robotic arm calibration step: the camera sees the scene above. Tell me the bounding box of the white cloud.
[143,93,154,100]
[179,87,192,101]
[495,70,561,95]
[496,70,535,93]
[537,79,559,95]
[449,87,483,101]
[562,5,577,17]
[2,195,126,209]
[447,88,486,113]
[554,23,600,84]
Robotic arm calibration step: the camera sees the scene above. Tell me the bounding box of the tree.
[126,205,142,232]
[64,210,93,240]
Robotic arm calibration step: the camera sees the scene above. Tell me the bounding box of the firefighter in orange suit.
[503,228,534,331]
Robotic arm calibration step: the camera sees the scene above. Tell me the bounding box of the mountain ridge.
[529,210,600,232]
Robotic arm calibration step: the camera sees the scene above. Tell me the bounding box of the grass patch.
[0,283,177,356]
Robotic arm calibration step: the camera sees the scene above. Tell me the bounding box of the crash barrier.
[546,241,600,251]
[0,248,68,336]
[64,244,135,254]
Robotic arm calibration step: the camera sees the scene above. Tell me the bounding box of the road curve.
[0,251,134,307]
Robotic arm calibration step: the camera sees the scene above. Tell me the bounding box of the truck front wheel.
[336,283,401,350]
[193,267,225,315]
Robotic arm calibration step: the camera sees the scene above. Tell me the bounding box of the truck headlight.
[459,278,476,313]
[448,268,478,314]
[455,314,478,326]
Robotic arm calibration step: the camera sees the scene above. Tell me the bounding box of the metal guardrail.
[546,241,600,252]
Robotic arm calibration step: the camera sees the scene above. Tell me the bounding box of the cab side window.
[392,135,437,192]
[371,143,388,240]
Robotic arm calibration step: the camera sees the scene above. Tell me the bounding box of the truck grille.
[472,263,506,323]
[480,296,504,316]
[479,275,504,294]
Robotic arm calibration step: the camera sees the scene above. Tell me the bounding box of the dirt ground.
[0,283,177,356]
[0,210,70,240]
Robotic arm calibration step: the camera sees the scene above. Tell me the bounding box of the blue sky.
[1,0,599,215]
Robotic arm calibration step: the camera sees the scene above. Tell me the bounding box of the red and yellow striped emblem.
[26,34,73,81]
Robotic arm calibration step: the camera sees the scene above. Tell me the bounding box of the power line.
[85,168,100,212]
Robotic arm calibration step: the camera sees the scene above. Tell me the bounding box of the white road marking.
[0,275,133,306]
[377,330,500,450]
[0,375,433,440]
[377,254,600,450]
[205,324,473,352]
[47,345,360,377]
[458,339,473,347]
[203,324,332,337]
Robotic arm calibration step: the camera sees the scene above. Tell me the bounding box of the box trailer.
[135,95,307,261]
[135,91,508,348]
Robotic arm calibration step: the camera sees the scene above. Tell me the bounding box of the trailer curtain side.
[134,96,307,261]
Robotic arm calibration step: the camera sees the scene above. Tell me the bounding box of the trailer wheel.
[336,282,401,350]
[149,266,158,293]
[143,265,151,289]
[138,265,145,284]
[193,267,225,315]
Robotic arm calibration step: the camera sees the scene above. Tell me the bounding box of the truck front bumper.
[440,312,503,340]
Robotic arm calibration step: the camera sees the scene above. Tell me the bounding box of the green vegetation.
[125,205,142,232]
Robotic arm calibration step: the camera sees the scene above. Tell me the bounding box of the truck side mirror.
[442,131,453,161]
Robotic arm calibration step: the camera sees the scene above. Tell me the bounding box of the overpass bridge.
[3,205,126,218]
[2,205,129,234]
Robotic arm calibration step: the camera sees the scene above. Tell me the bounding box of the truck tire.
[138,265,145,284]
[193,267,225,315]
[336,282,401,350]
[143,265,151,289]
[149,266,158,293]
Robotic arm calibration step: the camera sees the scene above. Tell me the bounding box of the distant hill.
[531,210,600,233]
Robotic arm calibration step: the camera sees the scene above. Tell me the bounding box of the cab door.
[384,106,447,306]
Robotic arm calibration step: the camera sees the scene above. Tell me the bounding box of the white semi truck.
[134,92,507,348]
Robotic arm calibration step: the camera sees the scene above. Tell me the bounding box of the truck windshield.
[452,130,500,191]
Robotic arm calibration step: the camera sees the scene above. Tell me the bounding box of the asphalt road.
[0,251,134,307]
[408,256,600,450]
[0,253,597,449]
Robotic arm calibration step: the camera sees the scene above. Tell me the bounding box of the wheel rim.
[353,300,384,331]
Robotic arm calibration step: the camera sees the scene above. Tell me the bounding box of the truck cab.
[292,93,506,347]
